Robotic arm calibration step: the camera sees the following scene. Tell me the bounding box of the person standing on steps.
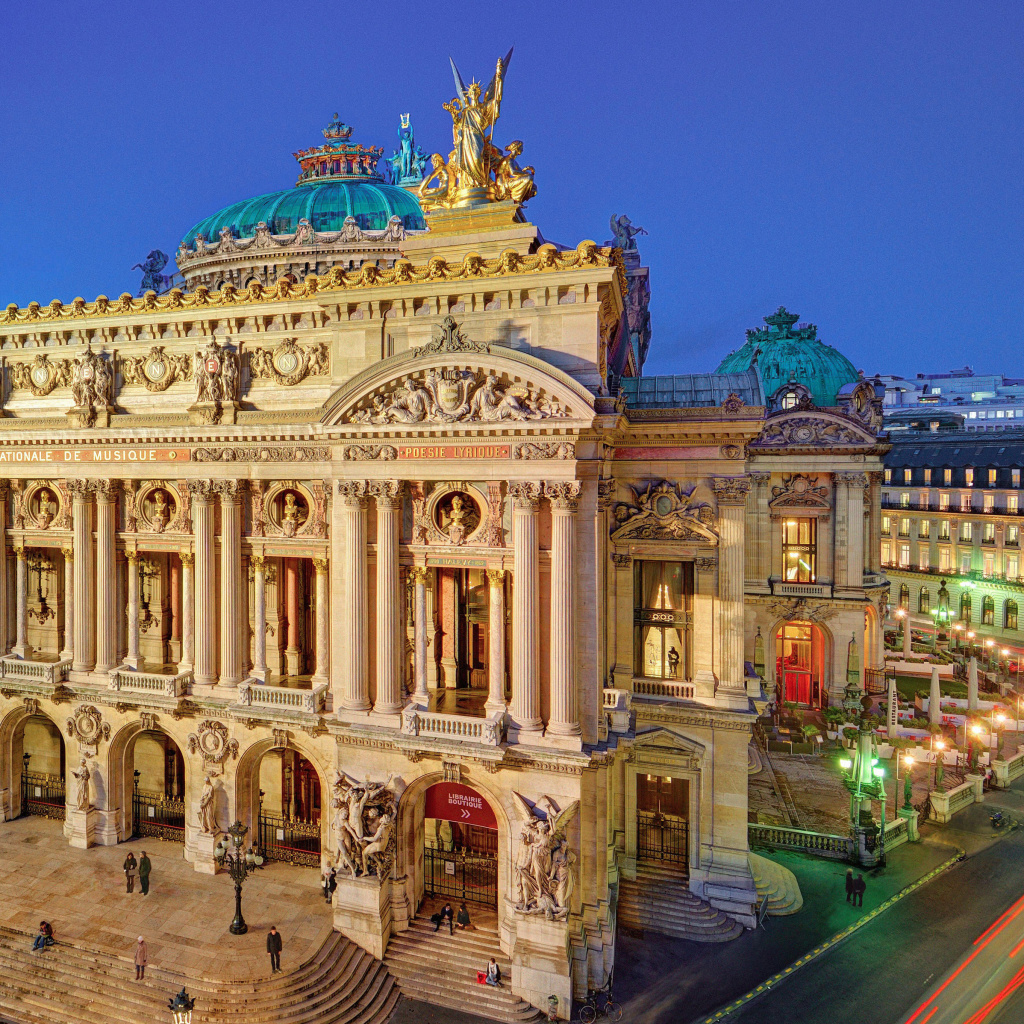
[123,852,137,894]
[139,851,151,896]
[267,926,283,974]
[845,868,854,903]
[134,936,148,980]
[853,873,866,908]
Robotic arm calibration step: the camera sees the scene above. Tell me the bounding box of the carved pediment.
[611,481,717,543]
[769,474,830,511]
[633,726,706,770]
[751,412,876,449]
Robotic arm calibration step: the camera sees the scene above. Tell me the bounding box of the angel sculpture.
[510,793,579,920]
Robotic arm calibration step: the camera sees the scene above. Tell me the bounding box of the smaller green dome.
[715,307,859,407]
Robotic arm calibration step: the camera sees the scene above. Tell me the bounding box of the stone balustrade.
[633,679,696,700]
[748,823,855,861]
[108,668,191,698]
[602,688,632,733]
[928,776,982,824]
[991,745,1024,789]
[400,705,507,747]
[0,656,72,686]
[236,681,328,714]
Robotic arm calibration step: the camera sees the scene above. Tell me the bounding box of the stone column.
[485,569,506,713]
[60,546,73,661]
[439,568,458,688]
[239,554,250,679]
[169,558,181,661]
[13,545,28,659]
[71,481,95,673]
[371,480,402,715]
[179,552,194,673]
[251,555,268,681]
[0,484,8,656]
[218,481,243,687]
[94,481,118,674]
[509,482,542,734]
[748,473,771,588]
[189,482,216,686]
[712,476,751,707]
[126,551,141,669]
[312,557,329,685]
[338,481,370,711]
[834,476,850,586]
[411,567,429,705]
[842,473,867,588]
[545,482,581,737]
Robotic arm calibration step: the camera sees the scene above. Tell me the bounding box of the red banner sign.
[424,782,497,830]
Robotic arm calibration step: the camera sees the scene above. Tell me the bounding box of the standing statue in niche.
[71,759,91,812]
[198,773,219,835]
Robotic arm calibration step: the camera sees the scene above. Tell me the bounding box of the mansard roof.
[619,369,763,410]
[884,431,1024,470]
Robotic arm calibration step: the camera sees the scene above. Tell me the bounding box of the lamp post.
[214,820,264,935]
[932,738,946,790]
[902,754,915,809]
[168,989,196,1024]
[985,638,995,673]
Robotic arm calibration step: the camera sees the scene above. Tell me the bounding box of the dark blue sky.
[1,1,1020,378]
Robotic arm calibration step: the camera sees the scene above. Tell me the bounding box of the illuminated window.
[939,547,952,571]
[944,469,952,486]
[924,469,933,485]
[960,522,973,543]
[918,520,930,538]
[989,469,998,486]
[899,584,910,609]
[1006,600,1018,630]
[960,592,972,622]
[782,518,817,582]
[939,492,950,510]
[1013,470,1020,487]
[881,539,892,564]
[919,588,930,614]
[983,522,995,543]
[983,595,994,624]
[961,493,973,511]
[1009,495,1019,513]
[899,543,911,568]
[904,469,912,484]
[900,492,911,508]
[940,520,950,540]
[884,469,892,484]
[984,494,995,512]
[881,515,891,533]
[965,469,975,486]
[961,553,972,574]
[1007,556,1019,580]
[899,518,911,537]
[919,547,930,570]
[983,553,995,578]
[1008,525,1020,545]
[634,561,693,681]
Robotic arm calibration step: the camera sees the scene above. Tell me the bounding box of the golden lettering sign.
[397,444,511,460]
[0,447,192,464]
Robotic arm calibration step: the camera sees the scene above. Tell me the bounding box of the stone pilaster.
[126,551,141,670]
[239,554,250,679]
[179,552,194,673]
[747,473,771,590]
[217,480,244,686]
[188,481,216,686]
[411,567,429,704]
[251,555,268,681]
[94,481,118,674]
[60,546,73,661]
[370,481,402,716]
[338,481,370,712]
[70,481,95,674]
[312,557,330,685]
[509,482,542,735]
[833,475,849,586]
[0,484,9,656]
[545,482,581,739]
[12,545,28,659]
[838,472,868,593]
[485,568,507,713]
[693,557,718,698]
[712,476,750,709]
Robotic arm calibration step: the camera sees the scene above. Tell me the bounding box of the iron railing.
[423,844,498,908]
[636,811,689,869]
[21,770,65,820]
[132,785,185,841]
[258,811,320,868]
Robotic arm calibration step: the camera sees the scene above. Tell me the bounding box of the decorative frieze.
[8,355,73,395]
[192,445,330,463]
[513,441,576,460]
[249,339,329,385]
[343,444,398,461]
[120,346,192,391]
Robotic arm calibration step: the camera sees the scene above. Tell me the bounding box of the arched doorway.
[129,731,186,842]
[256,749,322,868]
[421,781,498,908]
[775,620,826,708]
[19,715,66,819]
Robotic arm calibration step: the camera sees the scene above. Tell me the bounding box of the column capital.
[94,479,119,502]
[250,554,266,572]
[179,551,195,568]
[14,544,26,560]
[410,565,430,585]
[312,557,329,575]
[66,479,93,500]
[336,480,368,506]
[126,551,139,565]
[368,479,403,508]
[214,479,245,503]
[711,476,751,505]
[186,479,216,503]
[508,481,542,510]
[61,545,74,561]
[486,567,506,586]
[612,552,632,568]
[750,472,771,486]
[695,556,718,573]
[837,471,869,488]
[544,481,582,511]
[597,478,616,510]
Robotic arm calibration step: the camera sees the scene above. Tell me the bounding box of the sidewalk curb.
[695,846,966,1024]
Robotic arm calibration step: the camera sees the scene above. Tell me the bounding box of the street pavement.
[719,784,1024,1024]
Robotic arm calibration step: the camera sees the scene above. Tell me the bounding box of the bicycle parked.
[578,986,622,1023]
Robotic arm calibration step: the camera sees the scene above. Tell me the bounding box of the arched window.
[983,595,994,625]
[919,587,931,614]
[960,592,972,622]
[1005,600,1018,631]
[899,584,909,610]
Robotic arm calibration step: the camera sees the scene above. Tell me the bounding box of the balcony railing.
[400,705,507,746]
[882,562,1023,585]
[109,668,191,697]
[882,498,1024,517]
[633,679,696,700]
[0,657,72,686]
[236,681,328,714]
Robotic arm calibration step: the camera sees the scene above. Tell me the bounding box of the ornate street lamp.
[168,989,195,1024]
[214,820,264,935]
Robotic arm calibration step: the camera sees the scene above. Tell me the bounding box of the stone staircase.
[617,862,744,942]
[0,925,400,1024]
[384,911,542,1023]
[748,851,804,916]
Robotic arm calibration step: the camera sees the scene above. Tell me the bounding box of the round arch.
[234,735,332,867]
[0,704,67,820]
[770,617,835,709]
[106,722,192,845]
[395,771,512,930]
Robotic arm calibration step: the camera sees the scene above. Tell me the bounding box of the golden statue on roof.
[419,48,536,212]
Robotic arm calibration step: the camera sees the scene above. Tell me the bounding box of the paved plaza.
[0,816,332,981]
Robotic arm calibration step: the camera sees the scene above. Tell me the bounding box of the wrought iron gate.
[258,811,320,868]
[21,770,65,820]
[424,845,497,908]
[637,811,689,869]
[132,784,185,841]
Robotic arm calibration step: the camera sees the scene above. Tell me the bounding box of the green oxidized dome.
[715,307,859,407]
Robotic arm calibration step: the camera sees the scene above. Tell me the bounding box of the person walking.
[323,867,337,905]
[138,851,152,896]
[845,868,855,903]
[123,852,138,894]
[267,926,283,974]
[134,936,148,980]
[853,873,866,908]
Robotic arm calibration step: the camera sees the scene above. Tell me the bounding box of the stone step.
[748,852,804,916]
[618,878,744,942]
